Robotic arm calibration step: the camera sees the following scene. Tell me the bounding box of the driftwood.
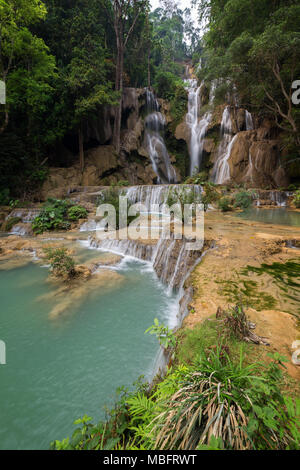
[216,306,270,346]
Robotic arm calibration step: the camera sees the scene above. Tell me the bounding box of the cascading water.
[185,75,217,176]
[212,106,236,184]
[144,90,176,184]
[245,110,254,131]
[125,184,202,210]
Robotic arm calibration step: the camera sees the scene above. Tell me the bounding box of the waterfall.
[144,90,176,184]
[185,77,218,176]
[212,107,237,184]
[245,110,254,130]
[6,208,40,223]
[124,184,202,211]
[185,79,208,175]
[90,233,207,291]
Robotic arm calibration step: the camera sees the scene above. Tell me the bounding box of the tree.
[107,0,148,154]
[0,0,48,134]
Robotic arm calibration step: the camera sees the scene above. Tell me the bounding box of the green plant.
[234,190,253,209]
[145,319,176,350]
[116,180,130,187]
[184,171,209,185]
[43,247,76,278]
[293,190,300,208]
[67,205,88,221]
[218,197,232,212]
[201,182,220,210]
[32,199,87,234]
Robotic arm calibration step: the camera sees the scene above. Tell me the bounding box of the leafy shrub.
[234,190,253,209]
[154,70,184,101]
[32,198,87,234]
[43,247,75,278]
[170,84,188,125]
[145,318,176,350]
[67,205,88,221]
[202,182,220,210]
[51,346,300,451]
[184,171,209,185]
[293,190,300,208]
[218,197,232,212]
[1,216,22,232]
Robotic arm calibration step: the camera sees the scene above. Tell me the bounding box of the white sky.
[150,0,199,25]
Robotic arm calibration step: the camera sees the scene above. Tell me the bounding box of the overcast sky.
[150,0,199,25]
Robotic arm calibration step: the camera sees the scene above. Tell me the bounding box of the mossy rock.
[1,217,22,232]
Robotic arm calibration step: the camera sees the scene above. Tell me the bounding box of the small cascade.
[89,229,209,292]
[212,107,237,184]
[270,191,288,207]
[125,184,202,211]
[6,208,40,223]
[144,90,176,184]
[253,190,290,207]
[245,110,254,131]
[89,237,155,261]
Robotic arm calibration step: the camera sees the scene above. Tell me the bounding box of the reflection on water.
[236,208,300,227]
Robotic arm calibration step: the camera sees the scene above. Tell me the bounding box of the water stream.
[144,90,176,184]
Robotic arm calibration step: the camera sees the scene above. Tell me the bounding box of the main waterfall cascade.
[144,89,177,184]
[184,77,217,176]
[212,106,236,184]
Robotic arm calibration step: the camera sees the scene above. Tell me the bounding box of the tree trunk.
[78,123,84,174]
[147,50,151,88]
[113,41,124,154]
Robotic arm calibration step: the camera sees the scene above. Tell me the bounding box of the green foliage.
[153,70,184,101]
[198,0,300,148]
[43,246,75,278]
[32,198,87,234]
[293,190,300,208]
[51,309,300,451]
[185,171,209,184]
[201,182,220,210]
[218,197,232,212]
[169,83,188,126]
[67,205,88,221]
[234,190,253,209]
[145,318,176,350]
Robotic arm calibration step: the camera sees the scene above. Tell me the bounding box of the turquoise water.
[236,208,300,227]
[0,256,177,450]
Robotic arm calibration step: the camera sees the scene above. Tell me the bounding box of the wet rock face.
[228,131,288,188]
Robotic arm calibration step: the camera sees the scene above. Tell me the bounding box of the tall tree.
[0,0,48,134]
[107,0,148,154]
